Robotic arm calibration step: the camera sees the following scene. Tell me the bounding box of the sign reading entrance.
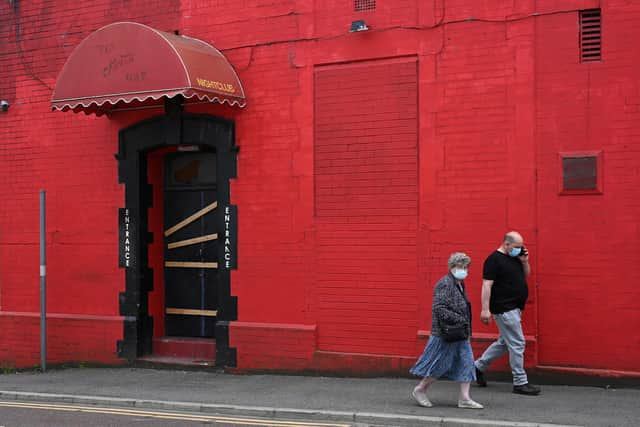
[222,205,237,269]
[119,208,135,268]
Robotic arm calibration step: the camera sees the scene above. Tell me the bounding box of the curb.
[0,390,583,427]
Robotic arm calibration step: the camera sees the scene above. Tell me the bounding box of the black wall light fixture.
[0,100,9,112]
[350,20,369,32]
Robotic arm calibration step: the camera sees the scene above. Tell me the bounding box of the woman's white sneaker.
[458,399,484,409]
[412,388,433,407]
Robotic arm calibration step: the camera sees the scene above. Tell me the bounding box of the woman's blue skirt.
[410,335,476,382]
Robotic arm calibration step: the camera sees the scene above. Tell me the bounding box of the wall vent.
[560,152,603,195]
[580,9,601,62]
[563,156,597,190]
[355,0,376,12]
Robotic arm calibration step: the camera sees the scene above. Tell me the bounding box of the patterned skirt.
[410,335,476,382]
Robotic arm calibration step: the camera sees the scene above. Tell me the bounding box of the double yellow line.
[0,401,351,427]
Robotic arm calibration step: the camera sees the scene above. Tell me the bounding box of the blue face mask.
[452,269,468,280]
[509,247,522,257]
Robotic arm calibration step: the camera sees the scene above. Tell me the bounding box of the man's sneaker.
[513,383,541,395]
[458,399,484,409]
[475,367,487,387]
[412,388,433,407]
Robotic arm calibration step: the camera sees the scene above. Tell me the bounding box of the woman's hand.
[480,309,492,325]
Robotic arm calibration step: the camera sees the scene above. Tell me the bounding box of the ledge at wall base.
[536,365,640,379]
[418,330,537,343]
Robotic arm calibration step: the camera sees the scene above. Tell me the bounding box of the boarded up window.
[562,156,597,190]
[312,58,419,355]
[314,58,418,217]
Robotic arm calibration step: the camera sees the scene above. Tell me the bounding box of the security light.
[350,20,369,32]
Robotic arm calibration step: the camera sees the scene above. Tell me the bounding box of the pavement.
[0,367,638,427]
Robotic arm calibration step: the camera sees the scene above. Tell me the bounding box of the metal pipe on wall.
[39,190,46,372]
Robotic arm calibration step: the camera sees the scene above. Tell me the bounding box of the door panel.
[164,152,219,338]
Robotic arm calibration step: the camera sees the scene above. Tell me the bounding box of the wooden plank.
[167,233,218,250]
[164,261,218,269]
[164,201,217,237]
[166,308,218,317]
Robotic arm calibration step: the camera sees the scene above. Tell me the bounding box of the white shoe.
[412,388,433,407]
[458,398,484,409]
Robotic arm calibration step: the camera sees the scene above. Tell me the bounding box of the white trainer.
[412,388,433,407]
[458,398,484,409]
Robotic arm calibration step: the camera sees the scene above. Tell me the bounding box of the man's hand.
[480,280,494,324]
[480,309,492,325]
[518,248,531,276]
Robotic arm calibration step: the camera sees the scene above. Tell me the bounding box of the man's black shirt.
[483,250,528,314]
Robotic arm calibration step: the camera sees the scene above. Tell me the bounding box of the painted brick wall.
[1,0,639,377]
[0,0,181,367]
[0,313,122,368]
[230,322,316,372]
[313,58,419,356]
[535,3,640,372]
[225,41,312,325]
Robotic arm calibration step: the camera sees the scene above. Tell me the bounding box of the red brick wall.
[0,0,181,367]
[535,2,640,373]
[230,322,316,372]
[313,58,419,356]
[0,313,122,367]
[1,0,639,377]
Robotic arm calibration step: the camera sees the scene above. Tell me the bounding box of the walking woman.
[410,252,483,409]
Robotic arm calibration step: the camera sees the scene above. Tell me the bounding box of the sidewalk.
[0,367,638,427]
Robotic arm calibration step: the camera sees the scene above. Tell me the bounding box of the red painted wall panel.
[313,58,419,356]
[0,0,638,377]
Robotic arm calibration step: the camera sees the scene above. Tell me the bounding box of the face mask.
[509,247,522,257]
[452,269,468,280]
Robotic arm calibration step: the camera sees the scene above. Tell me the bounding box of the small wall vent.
[580,9,601,62]
[355,0,376,12]
[560,151,603,195]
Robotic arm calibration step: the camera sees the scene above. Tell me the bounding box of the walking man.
[474,231,541,395]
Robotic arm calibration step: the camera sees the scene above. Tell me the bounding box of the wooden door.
[163,152,219,337]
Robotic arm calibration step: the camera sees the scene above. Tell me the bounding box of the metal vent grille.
[563,156,597,190]
[355,0,376,12]
[580,9,601,62]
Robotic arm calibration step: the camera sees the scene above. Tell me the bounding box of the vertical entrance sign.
[222,205,237,269]
[119,208,135,268]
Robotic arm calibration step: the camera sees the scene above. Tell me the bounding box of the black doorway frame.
[116,108,238,367]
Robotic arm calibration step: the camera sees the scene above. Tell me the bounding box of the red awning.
[51,22,246,115]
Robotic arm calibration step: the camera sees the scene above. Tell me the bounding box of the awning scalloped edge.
[52,91,247,115]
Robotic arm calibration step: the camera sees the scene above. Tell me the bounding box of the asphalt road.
[0,401,357,427]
